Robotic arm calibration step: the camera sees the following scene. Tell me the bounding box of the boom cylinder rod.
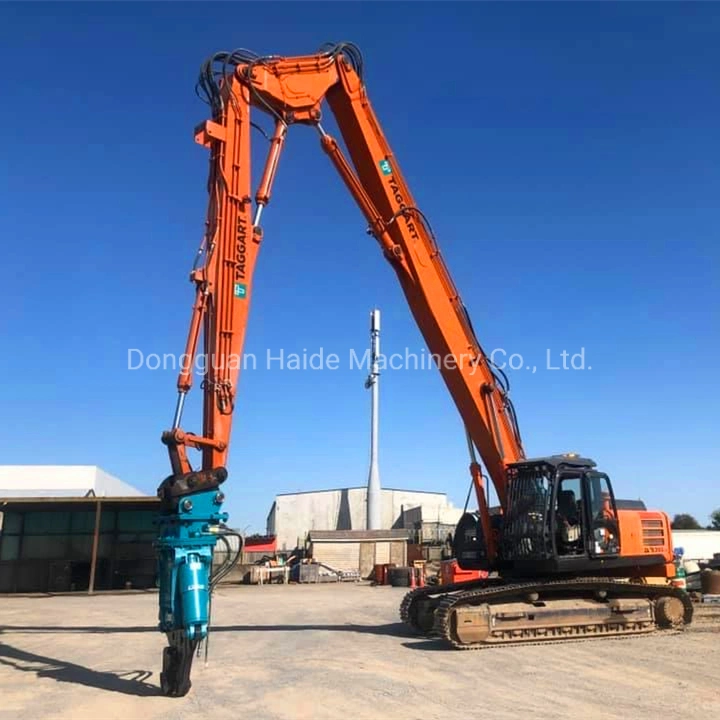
[317,129,401,260]
[253,120,287,226]
[176,285,208,394]
[172,391,187,430]
[465,428,478,466]
[483,387,506,463]
[465,428,495,560]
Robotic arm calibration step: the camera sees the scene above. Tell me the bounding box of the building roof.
[275,486,445,498]
[309,529,410,541]
[243,539,277,554]
[672,529,720,534]
[0,465,147,499]
[0,488,99,498]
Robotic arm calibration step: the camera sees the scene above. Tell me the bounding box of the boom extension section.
[155,42,526,695]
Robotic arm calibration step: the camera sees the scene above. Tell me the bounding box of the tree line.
[671,509,720,530]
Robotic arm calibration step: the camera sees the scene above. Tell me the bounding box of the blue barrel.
[179,555,209,638]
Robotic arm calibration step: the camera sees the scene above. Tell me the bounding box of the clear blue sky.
[1,3,718,532]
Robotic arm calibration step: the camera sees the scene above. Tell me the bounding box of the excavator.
[153,41,692,697]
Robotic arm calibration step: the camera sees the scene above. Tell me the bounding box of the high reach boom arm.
[154,42,525,696]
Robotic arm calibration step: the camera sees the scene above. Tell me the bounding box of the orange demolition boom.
[155,42,691,697]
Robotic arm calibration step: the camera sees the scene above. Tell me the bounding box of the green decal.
[234,283,247,299]
[379,159,392,175]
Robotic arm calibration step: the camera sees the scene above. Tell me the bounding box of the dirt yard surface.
[1,584,718,720]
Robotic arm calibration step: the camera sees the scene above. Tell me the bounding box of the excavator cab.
[455,454,622,574]
[502,454,624,574]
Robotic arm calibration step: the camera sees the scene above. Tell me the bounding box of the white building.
[672,530,720,564]
[0,465,146,498]
[266,486,461,551]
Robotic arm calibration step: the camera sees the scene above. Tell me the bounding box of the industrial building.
[266,486,463,551]
[0,465,145,498]
[0,465,158,593]
[401,503,467,544]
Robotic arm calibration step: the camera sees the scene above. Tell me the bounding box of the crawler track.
[401,577,693,649]
[400,578,500,635]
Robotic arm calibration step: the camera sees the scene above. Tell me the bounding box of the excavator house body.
[402,455,686,649]
[454,455,675,578]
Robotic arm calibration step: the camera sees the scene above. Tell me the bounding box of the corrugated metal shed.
[0,496,161,593]
[309,529,409,577]
[315,542,360,572]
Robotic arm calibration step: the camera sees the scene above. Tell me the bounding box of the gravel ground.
[1,583,719,720]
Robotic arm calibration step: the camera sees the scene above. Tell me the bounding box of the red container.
[374,563,395,585]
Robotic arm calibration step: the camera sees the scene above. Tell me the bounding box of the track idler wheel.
[655,595,685,628]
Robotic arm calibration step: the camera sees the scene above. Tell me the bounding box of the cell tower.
[365,308,382,530]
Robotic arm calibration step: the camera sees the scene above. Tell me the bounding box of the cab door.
[583,472,621,557]
[552,473,587,559]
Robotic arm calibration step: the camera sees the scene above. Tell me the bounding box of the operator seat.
[556,489,582,554]
[558,490,578,522]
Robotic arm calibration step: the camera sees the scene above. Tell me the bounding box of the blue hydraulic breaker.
[155,467,228,697]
